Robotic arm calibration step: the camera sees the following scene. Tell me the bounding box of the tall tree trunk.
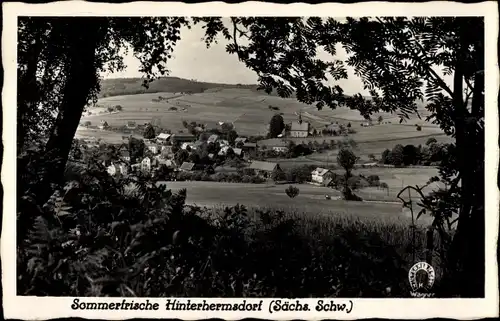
[445,19,485,297]
[35,20,103,203]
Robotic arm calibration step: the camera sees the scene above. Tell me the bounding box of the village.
[75,115,367,189]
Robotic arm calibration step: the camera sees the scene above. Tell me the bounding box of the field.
[162,181,436,226]
[79,78,450,227]
[79,79,449,151]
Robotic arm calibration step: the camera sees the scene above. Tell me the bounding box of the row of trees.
[380,138,449,167]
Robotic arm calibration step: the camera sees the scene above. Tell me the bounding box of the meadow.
[163,181,435,226]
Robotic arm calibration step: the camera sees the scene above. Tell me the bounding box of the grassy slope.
[98,76,288,98]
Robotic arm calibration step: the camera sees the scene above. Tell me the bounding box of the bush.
[380,182,389,189]
[367,174,381,187]
[285,185,300,198]
[416,125,422,131]
[347,176,369,190]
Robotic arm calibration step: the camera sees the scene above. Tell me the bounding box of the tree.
[143,124,156,139]
[377,115,383,124]
[271,167,286,182]
[227,130,238,146]
[175,149,189,166]
[390,144,405,167]
[402,144,419,166]
[426,137,438,146]
[416,125,422,131]
[269,114,285,138]
[83,121,91,128]
[337,148,358,198]
[115,105,122,111]
[381,149,392,164]
[285,185,300,198]
[347,122,351,128]
[128,137,145,163]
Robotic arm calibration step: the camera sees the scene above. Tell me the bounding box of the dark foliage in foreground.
[18,149,432,297]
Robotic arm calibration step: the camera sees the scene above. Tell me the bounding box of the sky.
[102,22,371,95]
[102,20,453,96]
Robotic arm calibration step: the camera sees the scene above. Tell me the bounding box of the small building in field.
[179,162,196,172]
[249,161,280,178]
[290,121,310,138]
[98,120,109,130]
[126,121,137,129]
[311,167,333,184]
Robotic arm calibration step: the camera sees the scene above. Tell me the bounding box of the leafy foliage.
[285,185,300,199]
[269,114,285,138]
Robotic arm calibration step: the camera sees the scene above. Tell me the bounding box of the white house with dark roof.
[290,121,310,138]
[311,167,333,184]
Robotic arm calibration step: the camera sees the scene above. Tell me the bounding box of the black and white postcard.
[2,1,499,319]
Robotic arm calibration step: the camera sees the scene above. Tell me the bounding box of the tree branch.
[375,17,454,98]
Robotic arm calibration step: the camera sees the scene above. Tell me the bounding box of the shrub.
[285,185,300,198]
[380,182,389,189]
[416,125,422,131]
[367,174,381,187]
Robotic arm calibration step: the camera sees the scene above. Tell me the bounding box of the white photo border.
[2,1,499,319]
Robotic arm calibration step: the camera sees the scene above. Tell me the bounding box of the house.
[219,139,229,147]
[233,148,243,156]
[141,156,159,172]
[290,121,310,138]
[218,146,231,156]
[179,162,196,172]
[271,140,289,153]
[235,137,248,145]
[207,134,219,144]
[145,142,159,154]
[126,121,137,129]
[156,133,171,142]
[181,142,195,150]
[242,142,257,151]
[120,150,131,162]
[249,161,280,178]
[311,167,333,184]
[107,162,128,176]
[98,120,109,130]
[161,145,174,157]
[171,133,196,143]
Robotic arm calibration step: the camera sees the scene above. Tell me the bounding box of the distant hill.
[98,76,429,110]
[98,76,287,98]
